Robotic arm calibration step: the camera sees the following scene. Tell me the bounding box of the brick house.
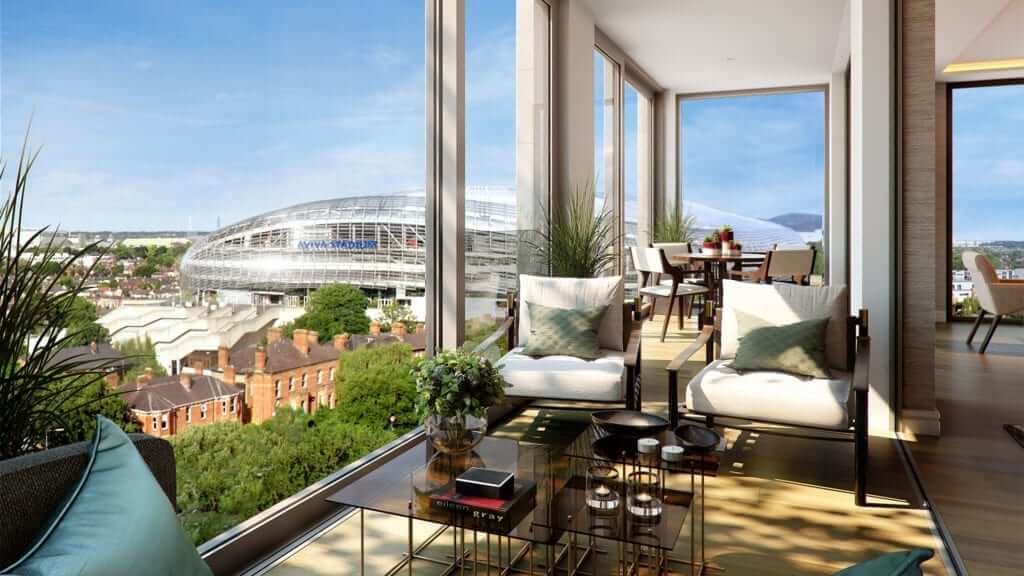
[47,341,130,388]
[225,328,344,425]
[117,366,244,437]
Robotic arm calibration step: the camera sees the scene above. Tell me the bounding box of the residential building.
[46,341,130,388]
[117,367,244,438]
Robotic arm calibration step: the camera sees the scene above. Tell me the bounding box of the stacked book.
[429,468,536,533]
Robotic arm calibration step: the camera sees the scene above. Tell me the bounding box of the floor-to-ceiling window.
[949,81,1024,319]
[593,49,619,221]
[2,0,427,546]
[463,0,549,355]
[623,81,651,295]
[679,89,827,277]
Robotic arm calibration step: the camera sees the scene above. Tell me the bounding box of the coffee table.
[327,415,722,575]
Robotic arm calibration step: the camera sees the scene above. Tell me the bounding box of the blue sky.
[680,91,826,222]
[952,83,1024,242]
[1,1,515,231]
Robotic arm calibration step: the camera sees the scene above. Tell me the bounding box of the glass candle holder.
[626,471,662,520]
[586,464,620,513]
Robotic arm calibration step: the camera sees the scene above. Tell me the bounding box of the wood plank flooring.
[267,309,950,575]
[907,322,1024,575]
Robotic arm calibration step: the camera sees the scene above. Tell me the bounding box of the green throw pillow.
[833,549,933,575]
[522,302,607,360]
[2,416,212,576]
[731,317,832,379]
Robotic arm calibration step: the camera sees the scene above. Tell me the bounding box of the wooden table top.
[669,252,766,263]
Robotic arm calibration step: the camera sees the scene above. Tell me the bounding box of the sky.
[680,91,826,223]
[952,83,1024,243]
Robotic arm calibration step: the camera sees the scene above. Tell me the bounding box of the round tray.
[591,410,670,439]
[673,424,721,451]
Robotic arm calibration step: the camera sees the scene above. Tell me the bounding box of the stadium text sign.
[297,240,379,251]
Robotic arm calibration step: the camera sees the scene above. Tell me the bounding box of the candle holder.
[626,470,662,521]
[586,464,620,513]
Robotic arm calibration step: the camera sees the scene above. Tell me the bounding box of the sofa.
[0,434,176,566]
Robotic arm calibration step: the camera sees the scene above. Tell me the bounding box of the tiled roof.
[118,374,242,413]
[47,343,129,373]
[231,337,340,375]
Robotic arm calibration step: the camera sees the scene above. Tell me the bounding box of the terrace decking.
[263,310,950,575]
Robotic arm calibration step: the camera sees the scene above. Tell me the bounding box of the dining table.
[668,252,766,314]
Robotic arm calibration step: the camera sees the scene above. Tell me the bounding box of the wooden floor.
[907,322,1024,576]
[267,310,950,575]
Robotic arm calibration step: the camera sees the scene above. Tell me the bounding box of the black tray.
[673,424,721,451]
[591,410,670,439]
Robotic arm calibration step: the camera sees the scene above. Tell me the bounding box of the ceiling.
[584,0,848,94]
[937,0,1024,82]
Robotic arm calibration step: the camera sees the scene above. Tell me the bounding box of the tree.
[50,374,138,444]
[379,300,417,332]
[291,284,370,338]
[115,336,167,383]
[334,343,419,428]
[65,321,111,348]
[134,262,157,278]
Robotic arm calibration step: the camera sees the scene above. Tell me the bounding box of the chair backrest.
[720,279,851,372]
[765,248,816,283]
[629,246,671,275]
[518,274,625,351]
[651,242,691,259]
[962,251,998,312]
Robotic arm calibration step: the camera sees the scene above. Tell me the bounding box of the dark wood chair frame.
[666,307,871,506]
[476,291,643,411]
[727,245,817,285]
[634,246,709,342]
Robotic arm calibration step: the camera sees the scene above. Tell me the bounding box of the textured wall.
[901,0,937,414]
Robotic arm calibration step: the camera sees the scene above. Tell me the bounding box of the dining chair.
[729,246,815,285]
[651,242,704,285]
[629,246,710,342]
[962,251,1024,353]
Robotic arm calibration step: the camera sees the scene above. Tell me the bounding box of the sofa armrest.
[666,326,713,373]
[0,433,176,567]
[624,324,641,368]
[471,316,515,356]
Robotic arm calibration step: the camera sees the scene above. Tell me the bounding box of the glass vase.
[426,413,487,454]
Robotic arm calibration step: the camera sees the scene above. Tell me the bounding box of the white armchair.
[488,275,642,410]
[962,251,1024,353]
[666,280,870,505]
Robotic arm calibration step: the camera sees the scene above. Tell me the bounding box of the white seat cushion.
[499,347,624,402]
[640,283,708,298]
[685,360,852,430]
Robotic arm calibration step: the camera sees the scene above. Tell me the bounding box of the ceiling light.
[943,58,1024,74]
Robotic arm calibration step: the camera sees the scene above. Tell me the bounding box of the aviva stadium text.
[296,239,379,250]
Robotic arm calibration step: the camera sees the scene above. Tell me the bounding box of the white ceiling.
[937,0,1024,82]
[585,0,848,94]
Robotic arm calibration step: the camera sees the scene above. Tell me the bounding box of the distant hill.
[766,213,822,233]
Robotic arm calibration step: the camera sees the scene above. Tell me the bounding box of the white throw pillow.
[518,274,624,351]
[719,280,850,371]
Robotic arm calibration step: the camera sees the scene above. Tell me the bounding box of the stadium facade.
[181,191,807,307]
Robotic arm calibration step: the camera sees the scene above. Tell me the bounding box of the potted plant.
[719,225,734,243]
[652,206,697,244]
[414,349,506,454]
[526,182,619,278]
[701,232,721,256]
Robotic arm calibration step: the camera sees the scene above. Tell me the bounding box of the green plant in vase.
[719,225,734,243]
[414,349,506,454]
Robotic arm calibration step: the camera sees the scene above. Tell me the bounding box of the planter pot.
[720,230,733,243]
[426,414,488,455]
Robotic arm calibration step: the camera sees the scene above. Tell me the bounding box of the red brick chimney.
[143,367,154,382]
[179,373,193,390]
[217,345,230,369]
[307,330,319,348]
[191,359,205,375]
[393,322,407,339]
[369,321,381,336]
[135,375,147,390]
[89,341,98,354]
[267,326,282,344]
[255,346,266,372]
[415,322,425,335]
[222,365,236,385]
[333,333,349,351]
[293,329,310,355]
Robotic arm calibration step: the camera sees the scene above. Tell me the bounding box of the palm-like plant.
[527,183,619,278]
[0,136,115,459]
[652,206,697,244]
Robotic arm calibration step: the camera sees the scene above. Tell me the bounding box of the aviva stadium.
[181,190,806,306]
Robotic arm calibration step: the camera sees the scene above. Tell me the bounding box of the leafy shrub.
[334,343,419,428]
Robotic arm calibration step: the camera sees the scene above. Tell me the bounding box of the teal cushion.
[2,416,211,576]
[833,549,934,576]
[732,316,832,379]
[522,302,607,360]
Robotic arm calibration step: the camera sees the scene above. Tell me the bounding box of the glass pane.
[951,83,1024,319]
[593,50,618,215]
[679,91,826,277]
[464,0,549,357]
[2,0,426,545]
[623,82,649,297]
